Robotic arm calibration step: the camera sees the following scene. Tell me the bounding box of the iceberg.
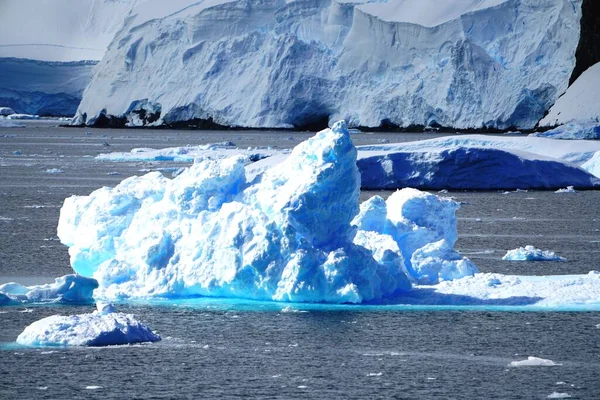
[0,107,15,116]
[0,274,98,305]
[531,122,600,140]
[355,135,600,189]
[554,186,576,193]
[74,0,581,130]
[58,121,475,303]
[502,246,566,262]
[16,303,161,347]
[510,357,561,367]
[581,151,600,178]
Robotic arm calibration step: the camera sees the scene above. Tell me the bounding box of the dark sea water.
[1,121,599,399]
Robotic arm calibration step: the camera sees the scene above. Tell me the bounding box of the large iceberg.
[74,0,581,129]
[57,121,475,303]
[16,303,161,347]
[0,275,98,305]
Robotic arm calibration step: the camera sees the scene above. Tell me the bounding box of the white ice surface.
[540,62,600,127]
[16,304,160,347]
[74,0,581,130]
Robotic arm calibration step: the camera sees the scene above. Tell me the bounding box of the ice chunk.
[0,274,98,305]
[510,357,561,367]
[503,246,566,262]
[531,122,600,140]
[16,306,161,347]
[58,121,472,303]
[554,186,576,193]
[581,151,600,179]
[45,168,64,174]
[547,393,571,399]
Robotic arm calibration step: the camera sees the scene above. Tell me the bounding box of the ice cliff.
[74,0,582,130]
[57,122,476,303]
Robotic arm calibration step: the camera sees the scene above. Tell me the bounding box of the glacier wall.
[74,0,582,129]
[0,58,96,116]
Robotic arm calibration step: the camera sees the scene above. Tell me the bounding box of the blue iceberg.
[0,274,98,305]
[57,122,475,303]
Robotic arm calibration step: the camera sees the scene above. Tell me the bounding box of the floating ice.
[510,357,561,367]
[555,186,576,193]
[503,246,566,262]
[96,143,281,163]
[356,136,600,190]
[45,168,64,174]
[581,151,600,179]
[0,274,97,305]
[16,303,161,347]
[0,118,25,128]
[58,122,475,303]
[547,393,571,399]
[531,122,600,140]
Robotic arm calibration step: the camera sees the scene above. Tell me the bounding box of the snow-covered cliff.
[74,0,582,129]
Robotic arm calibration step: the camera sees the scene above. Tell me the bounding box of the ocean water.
[1,121,599,399]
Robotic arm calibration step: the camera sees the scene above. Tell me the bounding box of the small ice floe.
[555,186,576,193]
[16,302,161,347]
[0,274,97,305]
[367,372,383,377]
[85,386,102,390]
[502,246,566,262]
[547,392,571,399]
[45,168,64,174]
[12,150,22,155]
[438,189,449,194]
[510,357,561,367]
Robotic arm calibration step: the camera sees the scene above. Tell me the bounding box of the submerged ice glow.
[57,121,475,303]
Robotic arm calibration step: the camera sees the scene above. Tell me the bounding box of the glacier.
[540,62,600,127]
[502,246,566,262]
[16,303,161,347]
[74,0,581,129]
[0,275,98,305]
[57,121,475,303]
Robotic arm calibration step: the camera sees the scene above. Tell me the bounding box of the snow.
[502,246,566,262]
[540,62,600,127]
[0,275,98,305]
[74,0,581,130]
[96,143,281,163]
[16,303,161,347]
[510,357,561,367]
[531,122,600,140]
[58,122,474,303]
[0,0,151,62]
